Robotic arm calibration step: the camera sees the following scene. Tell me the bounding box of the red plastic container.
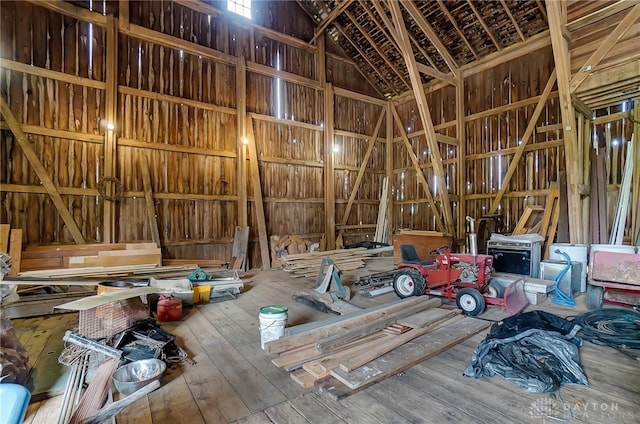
[157,295,182,322]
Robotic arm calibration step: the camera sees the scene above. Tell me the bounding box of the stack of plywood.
[264,297,489,398]
[280,246,392,277]
[20,243,161,272]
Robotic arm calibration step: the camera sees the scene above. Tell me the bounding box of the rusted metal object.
[590,251,640,286]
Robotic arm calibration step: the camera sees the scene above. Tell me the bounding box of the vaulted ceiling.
[296,0,640,110]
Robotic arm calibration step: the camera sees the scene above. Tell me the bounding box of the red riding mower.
[392,218,529,316]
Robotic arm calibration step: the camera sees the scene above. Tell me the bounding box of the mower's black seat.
[400,244,434,265]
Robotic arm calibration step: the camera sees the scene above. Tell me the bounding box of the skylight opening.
[228,0,252,19]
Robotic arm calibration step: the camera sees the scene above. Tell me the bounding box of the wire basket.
[78,297,149,340]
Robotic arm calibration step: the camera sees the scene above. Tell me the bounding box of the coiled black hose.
[572,308,640,360]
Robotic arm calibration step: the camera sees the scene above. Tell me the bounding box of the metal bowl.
[111,358,166,396]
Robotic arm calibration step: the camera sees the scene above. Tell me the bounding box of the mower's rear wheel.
[586,284,604,310]
[456,288,486,316]
[393,269,427,298]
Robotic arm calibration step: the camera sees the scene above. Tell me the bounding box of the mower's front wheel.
[393,269,427,298]
[456,288,486,316]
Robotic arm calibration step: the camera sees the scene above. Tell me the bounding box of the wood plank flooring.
[13,257,640,423]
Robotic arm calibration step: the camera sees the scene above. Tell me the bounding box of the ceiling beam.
[416,63,456,86]
[344,9,412,90]
[500,0,525,41]
[401,1,458,75]
[569,3,640,93]
[388,0,455,235]
[309,0,355,45]
[547,0,583,243]
[466,0,502,51]
[436,0,478,60]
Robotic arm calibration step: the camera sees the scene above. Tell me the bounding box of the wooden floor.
[13,257,640,424]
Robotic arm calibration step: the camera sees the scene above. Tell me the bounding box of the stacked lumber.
[280,246,392,277]
[265,297,490,398]
[20,242,161,272]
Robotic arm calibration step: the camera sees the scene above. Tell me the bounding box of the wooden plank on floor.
[287,392,347,424]
[166,312,250,423]
[182,306,288,412]
[231,411,272,424]
[310,389,385,424]
[163,308,251,422]
[113,394,153,424]
[290,369,315,389]
[147,374,205,424]
[330,317,490,390]
[198,301,307,399]
[29,394,63,424]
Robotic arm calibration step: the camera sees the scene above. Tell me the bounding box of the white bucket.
[549,243,589,293]
[259,305,288,350]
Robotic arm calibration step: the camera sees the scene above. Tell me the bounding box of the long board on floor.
[329,317,490,390]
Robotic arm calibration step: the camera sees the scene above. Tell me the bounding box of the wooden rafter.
[407,33,439,70]
[535,0,548,23]
[365,1,455,86]
[391,107,446,233]
[436,0,479,60]
[337,110,386,239]
[0,97,86,244]
[388,1,455,235]
[334,22,398,96]
[500,0,525,41]
[569,3,640,93]
[309,0,355,44]
[488,70,557,215]
[466,0,502,51]
[324,84,336,249]
[402,1,458,75]
[547,1,582,243]
[343,9,412,90]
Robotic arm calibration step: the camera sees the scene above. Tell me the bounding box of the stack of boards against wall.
[17,243,162,275]
[264,297,489,398]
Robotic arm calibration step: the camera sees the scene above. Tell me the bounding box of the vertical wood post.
[324,83,336,250]
[103,15,118,243]
[456,72,466,240]
[386,102,394,242]
[236,56,248,227]
[548,0,583,243]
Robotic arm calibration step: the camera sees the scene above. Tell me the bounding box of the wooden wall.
[0,0,387,267]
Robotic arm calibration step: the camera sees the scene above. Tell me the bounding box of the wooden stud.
[548,1,583,243]
[386,101,394,240]
[488,70,557,215]
[324,83,336,250]
[337,110,386,239]
[139,154,161,248]
[456,72,466,240]
[0,97,85,244]
[389,3,455,235]
[391,105,446,233]
[0,59,106,90]
[0,225,10,252]
[236,56,248,228]
[103,15,117,244]
[569,4,640,93]
[7,230,22,276]
[246,116,270,270]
